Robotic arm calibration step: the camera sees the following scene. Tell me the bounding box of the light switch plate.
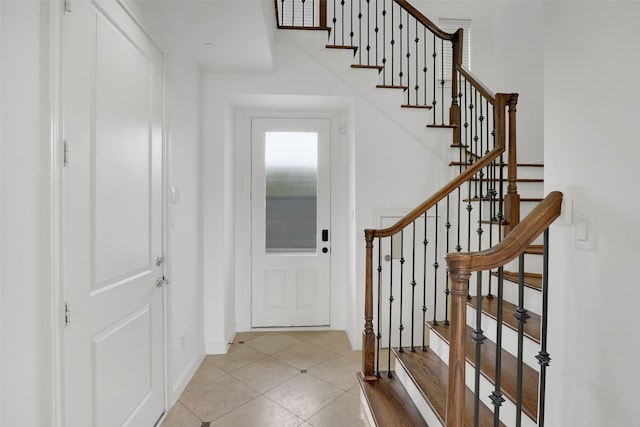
[572,210,596,251]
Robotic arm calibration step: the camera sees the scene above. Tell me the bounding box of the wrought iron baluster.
[410,222,417,352]
[382,0,387,83]
[390,2,395,86]
[490,267,506,426]
[398,9,403,86]
[387,234,394,377]
[444,195,451,325]
[375,237,383,378]
[357,0,362,64]
[432,34,436,124]
[350,0,354,47]
[423,27,427,107]
[374,0,379,66]
[398,230,405,353]
[440,38,445,124]
[340,0,345,45]
[332,0,337,44]
[302,0,306,26]
[366,0,370,65]
[422,212,428,351]
[536,229,552,427]
[472,272,486,427]
[515,254,530,427]
[413,18,419,106]
[477,93,484,251]
[432,203,439,324]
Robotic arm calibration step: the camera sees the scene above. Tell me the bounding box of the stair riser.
[429,331,537,427]
[359,389,377,427]
[468,272,543,313]
[466,305,541,372]
[395,362,444,427]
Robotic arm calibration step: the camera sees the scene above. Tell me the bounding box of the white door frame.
[49,1,170,425]
[234,107,350,333]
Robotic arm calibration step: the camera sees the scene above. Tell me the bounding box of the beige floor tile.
[278,330,322,341]
[245,333,300,354]
[205,343,268,373]
[185,360,226,391]
[264,374,343,420]
[210,396,303,427]
[230,356,300,393]
[308,353,360,391]
[179,374,260,422]
[339,348,362,363]
[272,342,333,370]
[303,331,351,353]
[160,402,201,427]
[347,384,361,397]
[307,392,369,427]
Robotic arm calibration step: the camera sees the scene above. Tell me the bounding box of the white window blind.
[281,0,316,27]
[437,18,471,81]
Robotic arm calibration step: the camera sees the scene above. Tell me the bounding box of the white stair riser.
[429,331,537,427]
[395,361,444,427]
[466,305,541,372]
[506,253,543,275]
[360,389,376,427]
[468,272,543,314]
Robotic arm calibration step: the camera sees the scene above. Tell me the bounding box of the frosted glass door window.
[264,132,318,253]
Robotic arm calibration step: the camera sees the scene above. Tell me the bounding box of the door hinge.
[63,140,70,167]
[64,301,71,326]
[64,0,71,13]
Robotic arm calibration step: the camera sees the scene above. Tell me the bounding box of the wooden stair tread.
[429,323,539,422]
[326,44,358,52]
[470,177,544,183]
[401,104,433,110]
[427,124,457,129]
[463,197,544,204]
[357,372,429,427]
[468,296,541,343]
[376,84,408,91]
[394,348,504,427]
[493,271,543,290]
[351,64,383,71]
[279,25,331,32]
[449,161,543,168]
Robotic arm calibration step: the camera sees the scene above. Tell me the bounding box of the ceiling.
[135,0,276,72]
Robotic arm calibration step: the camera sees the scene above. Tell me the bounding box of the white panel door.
[62,1,165,426]
[251,118,331,327]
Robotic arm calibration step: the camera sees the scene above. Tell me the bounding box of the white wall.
[126,0,206,405]
[544,2,640,426]
[203,38,453,351]
[415,1,544,163]
[0,1,54,424]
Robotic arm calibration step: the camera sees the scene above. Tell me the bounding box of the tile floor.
[161,330,371,427]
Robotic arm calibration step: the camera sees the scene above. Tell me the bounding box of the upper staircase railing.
[275,1,560,426]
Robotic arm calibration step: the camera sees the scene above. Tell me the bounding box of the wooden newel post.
[445,257,471,427]
[362,230,377,380]
[319,0,327,28]
[504,94,520,235]
[450,28,463,146]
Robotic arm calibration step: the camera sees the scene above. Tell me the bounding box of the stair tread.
[401,104,433,110]
[427,124,457,129]
[279,25,331,32]
[429,323,539,422]
[376,84,408,90]
[470,177,544,183]
[449,161,544,168]
[468,296,541,343]
[351,64,383,71]
[326,44,358,51]
[357,372,429,427]
[463,197,544,203]
[493,271,542,290]
[394,348,504,427]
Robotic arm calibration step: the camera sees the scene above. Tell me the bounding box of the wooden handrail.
[393,0,455,40]
[444,191,562,426]
[365,93,517,239]
[457,65,496,104]
[446,191,563,272]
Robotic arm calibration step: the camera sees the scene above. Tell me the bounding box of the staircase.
[273,1,562,425]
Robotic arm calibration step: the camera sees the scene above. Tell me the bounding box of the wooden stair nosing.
[428,323,539,422]
[467,296,541,344]
[351,64,383,72]
[462,196,544,204]
[357,372,429,427]
[278,25,331,32]
[493,271,543,291]
[470,177,544,183]
[393,348,505,427]
[401,104,433,110]
[326,44,358,52]
[449,161,543,168]
[427,124,457,129]
[376,84,409,91]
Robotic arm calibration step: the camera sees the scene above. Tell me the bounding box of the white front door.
[62,1,165,426]
[251,118,331,327]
